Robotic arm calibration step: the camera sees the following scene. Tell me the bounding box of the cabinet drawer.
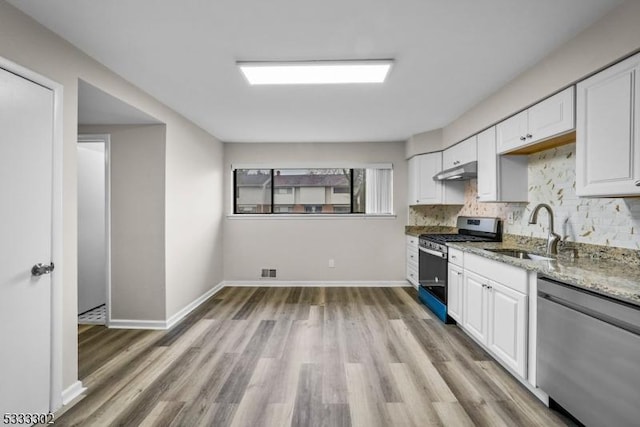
[406,248,418,265]
[448,247,463,267]
[465,253,527,294]
[406,265,418,286]
[406,235,418,246]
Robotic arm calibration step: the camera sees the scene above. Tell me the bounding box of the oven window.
[419,249,448,303]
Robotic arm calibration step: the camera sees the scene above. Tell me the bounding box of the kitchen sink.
[485,248,555,261]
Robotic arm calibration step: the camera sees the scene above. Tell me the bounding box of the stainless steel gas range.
[418,216,502,323]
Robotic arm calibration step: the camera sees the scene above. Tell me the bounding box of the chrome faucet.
[528,203,561,256]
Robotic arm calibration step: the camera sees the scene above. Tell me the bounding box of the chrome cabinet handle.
[32,262,54,277]
[519,136,526,141]
[526,134,532,138]
[635,180,640,187]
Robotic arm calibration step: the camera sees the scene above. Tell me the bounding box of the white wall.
[0,0,224,391]
[442,0,640,147]
[406,128,443,158]
[80,125,167,321]
[77,142,106,314]
[224,141,407,282]
[165,120,225,319]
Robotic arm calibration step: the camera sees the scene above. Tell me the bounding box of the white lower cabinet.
[462,270,489,343]
[460,254,529,379]
[406,235,419,288]
[447,263,463,322]
[486,281,528,377]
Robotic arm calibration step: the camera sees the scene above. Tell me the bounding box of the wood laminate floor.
[57,287,570,426]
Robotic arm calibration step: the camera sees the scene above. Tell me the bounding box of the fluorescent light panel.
[238,60,393,85]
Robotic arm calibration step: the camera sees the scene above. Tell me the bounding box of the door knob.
[32,262,54,276]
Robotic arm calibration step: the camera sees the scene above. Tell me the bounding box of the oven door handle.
[419,246,448,259]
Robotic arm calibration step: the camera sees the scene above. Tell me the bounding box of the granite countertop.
[447,241,640,307]
[405,225,457,237]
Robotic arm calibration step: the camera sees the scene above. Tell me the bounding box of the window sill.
[226,214,397,220]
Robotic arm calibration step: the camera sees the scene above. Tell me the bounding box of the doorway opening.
[77,134,111,326]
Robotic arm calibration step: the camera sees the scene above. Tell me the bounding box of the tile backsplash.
[409,143,640,250]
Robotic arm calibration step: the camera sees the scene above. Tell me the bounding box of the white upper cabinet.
[477,126,528,202]
[408,152,464,205]
[497,87,575,154]
[443,136,477,170]
[477,127,498,201]
[496,111,528,154]
[576,52,640,197]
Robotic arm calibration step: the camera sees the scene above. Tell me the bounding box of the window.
[234,169,272,213]
[233,165,392,215]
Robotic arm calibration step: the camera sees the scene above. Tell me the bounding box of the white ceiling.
[10,0,623,143]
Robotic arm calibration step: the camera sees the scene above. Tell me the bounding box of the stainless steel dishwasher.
[537,276,640,427]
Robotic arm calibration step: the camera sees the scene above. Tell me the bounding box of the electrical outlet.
[328,259,335,268]
[507,212,515,225]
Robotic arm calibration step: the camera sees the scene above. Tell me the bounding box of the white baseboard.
[222,280,409,287]
[61,381,86,405]
[166,282,225,329]
[108,319,168,330]
[108,282,225,330]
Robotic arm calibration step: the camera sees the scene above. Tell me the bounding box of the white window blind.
[365,168,393,214]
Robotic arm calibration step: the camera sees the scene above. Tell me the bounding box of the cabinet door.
[476,127,497,201]
[447,264,463,322]
[576,52,640,197]
[443,136,477,170]
[487,281,528,378]
[462,271,489,344]
[497,111,527,154]
[528,86,574,144]
[415,152,443,204]
[408,156,418,205]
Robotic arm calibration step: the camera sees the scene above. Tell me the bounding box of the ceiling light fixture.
[237,60,393,85]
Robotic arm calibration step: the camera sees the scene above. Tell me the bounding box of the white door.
[0,67,54,413]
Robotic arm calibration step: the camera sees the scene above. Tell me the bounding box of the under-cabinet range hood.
[433,161,477,181]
